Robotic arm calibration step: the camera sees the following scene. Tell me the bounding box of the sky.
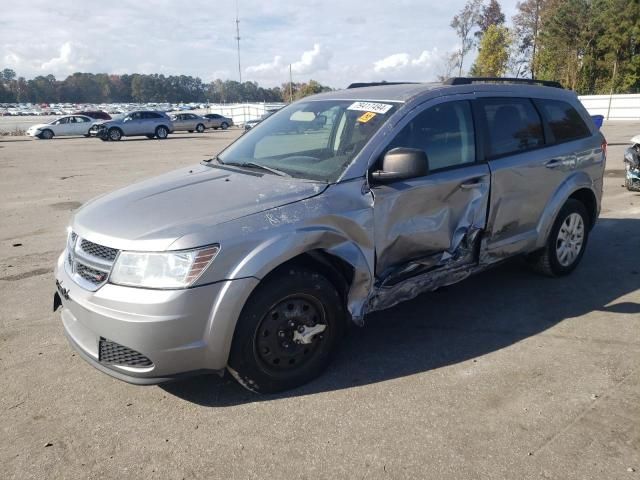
[1,0,520,89]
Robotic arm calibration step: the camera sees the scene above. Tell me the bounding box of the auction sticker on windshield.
[347,102,393,114]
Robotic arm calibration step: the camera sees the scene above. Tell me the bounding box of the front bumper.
[89,125,107,138]
[54,252,259,384]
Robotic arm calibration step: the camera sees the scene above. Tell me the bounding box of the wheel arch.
[535,172,599,249]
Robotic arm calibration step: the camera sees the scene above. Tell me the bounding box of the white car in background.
[26,115,98,139]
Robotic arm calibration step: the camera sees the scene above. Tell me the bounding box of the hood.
[28,123,50,130]
[72,164,327,251]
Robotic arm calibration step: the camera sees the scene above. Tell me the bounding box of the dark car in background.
[73,110,112,121]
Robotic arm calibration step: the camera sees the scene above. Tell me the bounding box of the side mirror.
[371,147,429,183]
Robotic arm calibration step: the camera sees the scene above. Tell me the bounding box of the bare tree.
[450,0,483,76]
[513,0,545,78]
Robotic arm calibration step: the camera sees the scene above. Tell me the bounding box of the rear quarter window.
[536,99,591,143]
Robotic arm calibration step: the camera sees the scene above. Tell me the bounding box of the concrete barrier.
[578,94,640,120]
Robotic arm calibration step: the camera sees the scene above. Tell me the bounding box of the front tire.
[528,199,590,277]
[108,128,122,141]
[196,123,205,133]
[40,129,54,140]
[220,122,229,130]
[155,125,168,139]
[228,267,345,393]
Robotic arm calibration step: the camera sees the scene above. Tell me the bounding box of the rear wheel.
[108,128,122,141]
[196,123,205,133]
[228,267,345,393]
[528,199,589,277]
[155,125,168,139]
[40,129,54,140]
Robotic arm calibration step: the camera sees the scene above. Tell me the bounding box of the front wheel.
[40,129,54,140]
[220,122,229,130]
[228,267,345,393]
[196,123,205,133]
[108,128,122,141]
[155,125,168,139]
[528,199,590,277]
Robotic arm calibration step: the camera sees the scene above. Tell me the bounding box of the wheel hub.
[556,212,584,267]
[255,295,327,371]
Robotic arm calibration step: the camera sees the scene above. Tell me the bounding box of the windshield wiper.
[227,162,290,177]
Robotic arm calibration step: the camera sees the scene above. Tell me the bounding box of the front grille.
[76,263,109,284]
[80,239,118,261]
[99,338,153,367]
[66,232,119,290]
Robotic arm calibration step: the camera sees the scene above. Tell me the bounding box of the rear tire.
[196,123,205,133]
[228,267,345,393]
[155,125,168,139]
[528,199,590,277]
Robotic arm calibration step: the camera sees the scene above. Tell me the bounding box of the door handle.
[459,178,485,189]
[544,158,563,168]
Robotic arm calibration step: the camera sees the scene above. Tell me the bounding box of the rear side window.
[536,99,591,143]
[478,98,544,158]
[143,112,161,119]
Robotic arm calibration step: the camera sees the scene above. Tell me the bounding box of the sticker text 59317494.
[347,102,394,114]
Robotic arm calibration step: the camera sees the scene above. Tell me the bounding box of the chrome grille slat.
[66,232,118,290]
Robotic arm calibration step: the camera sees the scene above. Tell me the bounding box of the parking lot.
[1,124,639,479]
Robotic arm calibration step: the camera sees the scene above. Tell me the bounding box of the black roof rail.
[443,77,563,89]
[347,81,419,89]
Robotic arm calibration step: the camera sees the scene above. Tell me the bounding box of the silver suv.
[54,78,606,393]
[91,110,174,141]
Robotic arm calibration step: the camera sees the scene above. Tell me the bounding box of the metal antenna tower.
[235,0,242,84]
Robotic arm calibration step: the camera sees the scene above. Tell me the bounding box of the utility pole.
[235,0,242,84]
[289,64,293,103]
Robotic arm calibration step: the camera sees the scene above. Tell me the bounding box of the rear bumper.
[54,252,259,384]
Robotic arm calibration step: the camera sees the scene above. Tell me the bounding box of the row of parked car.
[25,111,235,140]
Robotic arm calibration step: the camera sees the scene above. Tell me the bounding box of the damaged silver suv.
[54,78,606,393]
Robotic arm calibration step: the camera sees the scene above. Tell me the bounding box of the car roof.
[309,80,577,105]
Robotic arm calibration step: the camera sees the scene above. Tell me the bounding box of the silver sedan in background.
[202,113,233,129]
[170,113,210,133]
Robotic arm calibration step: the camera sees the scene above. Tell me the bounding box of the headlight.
[110,245,220,289]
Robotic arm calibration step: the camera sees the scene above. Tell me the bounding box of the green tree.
[476,0,506,40]
[473,24,511,76]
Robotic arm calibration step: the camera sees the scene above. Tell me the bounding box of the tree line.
[0,69,332,104]
[448,0,639,94]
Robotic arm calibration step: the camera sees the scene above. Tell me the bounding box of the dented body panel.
[54,81,605,384]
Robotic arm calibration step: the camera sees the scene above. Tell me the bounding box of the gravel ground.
[0,123,639,479]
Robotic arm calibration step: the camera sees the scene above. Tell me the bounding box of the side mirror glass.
[371,147,429,183]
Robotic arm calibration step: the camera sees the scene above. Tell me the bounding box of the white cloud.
[37,42,95,75]
[291,44,331,75]
[246,55,283,74]
[374,53,411,72]
[374,48,442,73]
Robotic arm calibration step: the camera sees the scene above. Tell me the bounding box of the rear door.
[68,116,89,135]
[372,99,490,280]
[477,96,579,258]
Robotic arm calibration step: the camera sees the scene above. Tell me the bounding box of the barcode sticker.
[347,102,394,114]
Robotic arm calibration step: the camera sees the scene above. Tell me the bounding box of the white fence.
[578,94,640,120]
[201,103,286,125]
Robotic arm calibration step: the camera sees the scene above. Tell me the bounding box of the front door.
[371,99,490,283]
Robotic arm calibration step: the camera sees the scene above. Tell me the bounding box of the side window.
[536,99,591,143]
[478,98,544,158]
[387,101,475,171]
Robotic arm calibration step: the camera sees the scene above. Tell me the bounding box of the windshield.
[217,99,398,182]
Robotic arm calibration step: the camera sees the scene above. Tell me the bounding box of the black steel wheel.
[228,266,345,393]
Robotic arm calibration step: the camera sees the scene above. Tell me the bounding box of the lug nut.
[282,342,290,348]
[288,320,295,327]
[278,330,285,338]
[297,325,305,333]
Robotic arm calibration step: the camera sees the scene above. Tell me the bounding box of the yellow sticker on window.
[357,111,377,123]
